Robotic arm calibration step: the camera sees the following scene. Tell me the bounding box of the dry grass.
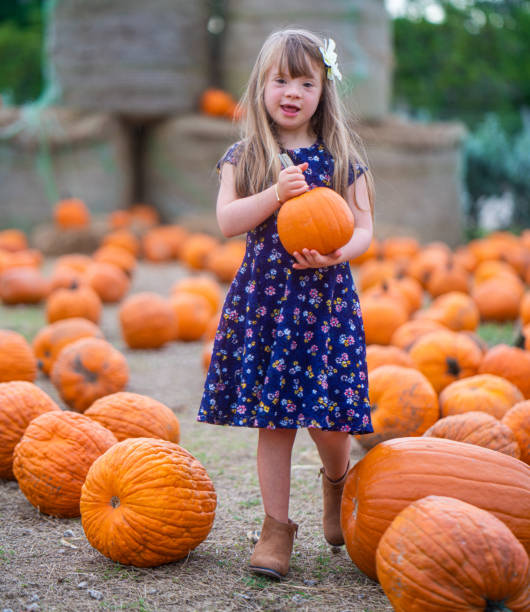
[0,260,391,612]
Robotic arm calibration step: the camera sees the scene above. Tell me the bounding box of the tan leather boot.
[248,515,298,579]
[320,463,350,546]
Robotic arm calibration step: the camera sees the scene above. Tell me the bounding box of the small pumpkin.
[365,345,414,372]
[179,234,220,270]
[50,337,129,412]
[390,319,447,351]
[0,330,37,383]
[277,187,354,256]
[341,436,530,580]
[0,381,61,479]
[472,274,525,322]
[408,329,483,393]
[84,392,180,443]
[171,275,222,316]
[83,261,130,303]
[202,339,215,372]
[414,291,480,331]
[423,411,520,457]
[376,496,530,612]
[199,88,237,117]
[204,240,246,283]
[13,410,116,517]
[425,257,471,297]
[45,282,102,324]
[119,292,176,349]
[32,317,104,376]
[169,292,212,341]
[92,245,136,277]
[0,229,27,252]
[80,437,217,567]
[360,293,409,346]
[380,236,420,262]
[53,197,91,229]
[502,401,530,464]
[439,373,524,419]
[101,230,140,257]
[0,267,50,305]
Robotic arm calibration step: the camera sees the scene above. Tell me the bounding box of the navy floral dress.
[197,140,373,435]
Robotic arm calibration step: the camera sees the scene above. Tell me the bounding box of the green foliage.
[0,1,44,104]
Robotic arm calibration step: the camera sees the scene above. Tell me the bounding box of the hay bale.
[31,218,109,256]
[143,115,239,222]
[0,107,133,232]
[47,0,209,120]
[223,0,392,120]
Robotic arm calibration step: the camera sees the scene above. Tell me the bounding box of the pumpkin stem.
[445,357,460,377]
[110,496,120,508]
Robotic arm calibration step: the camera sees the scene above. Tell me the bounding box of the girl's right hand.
[277,162,309,203]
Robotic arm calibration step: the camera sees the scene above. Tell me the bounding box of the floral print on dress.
[199,140,373,435]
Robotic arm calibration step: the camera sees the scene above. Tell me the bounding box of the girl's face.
[263,58,323,141]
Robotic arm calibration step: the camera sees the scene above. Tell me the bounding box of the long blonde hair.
[233,28,374,215]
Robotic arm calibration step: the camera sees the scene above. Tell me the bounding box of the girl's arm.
[292,173,373,269]
[216,162,308,238]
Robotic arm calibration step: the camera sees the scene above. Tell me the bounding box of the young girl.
[198,28,375,579]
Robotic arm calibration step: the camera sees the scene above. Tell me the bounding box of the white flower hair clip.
[319,38,342,82]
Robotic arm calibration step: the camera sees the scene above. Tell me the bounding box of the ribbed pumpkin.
[0,381,61,479]
[13,411,117,517]
[0,330,37,382]
[341,437,530,581]
[32,317,104,376]
[50,337,129,412]
[171,275,222,316]
[53,197,91,229]
[406,243,451,287]
[360,293,409,346]
[376,496,530,612]
[423,411,520,457]
[84,392,180,443]
[479,344,530,399]
[408,329,483,393]
[355,365,438,450]
[365,345,414,372]
[80,437,217,567]
[425,258,471,297]
[119,292,176,349]
[277,187,354,256]
[503,401,530,464]
[439,373,524,419]
[45,283,102,324]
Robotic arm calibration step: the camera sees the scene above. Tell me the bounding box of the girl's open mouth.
[281,105,300,116]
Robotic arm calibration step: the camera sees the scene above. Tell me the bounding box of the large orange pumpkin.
[277,187,354,256]
[50,337,129,412]
[0,381,61,479]
[341,437,530,581]
[0,330,37,383]
[356,365,438,450]
[423,411,520,458]
[13,411,117,517]
[32,317,104,376]
[376,496,530,612]
[80,437,217,567]
[84,392,180,443]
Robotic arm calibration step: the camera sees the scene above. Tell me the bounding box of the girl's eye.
[303,82,314,88]
[275,78,286,84]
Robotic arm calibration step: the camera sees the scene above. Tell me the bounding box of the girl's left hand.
[292,248,342,269]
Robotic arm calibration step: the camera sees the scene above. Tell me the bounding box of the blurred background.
[0,0,529,243]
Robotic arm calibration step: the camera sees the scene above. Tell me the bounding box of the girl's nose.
[285,81,301,98]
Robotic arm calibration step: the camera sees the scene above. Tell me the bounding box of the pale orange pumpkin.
[376,496,530,612]
[0,330,37,383]
[277,187,354,256]
[423,411,520,457]
[169,292,211,341]
[479,344,530,399]
[84,392,180,443]
[119,292,176,349]
[13,410,116,517]
[0,381,61,479]
[83,261,130,303]
[390,319,447,351]
[171,275,222,316]
[80,437,217,567]
[365,345,415,372]
[45,283,102,324]
[53,197,91,228]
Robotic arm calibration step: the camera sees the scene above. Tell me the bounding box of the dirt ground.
[0,259,391,612]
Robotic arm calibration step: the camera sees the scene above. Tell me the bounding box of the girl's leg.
[308,429,351,546]
[257,428,297,522]
[308,429,351,480]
